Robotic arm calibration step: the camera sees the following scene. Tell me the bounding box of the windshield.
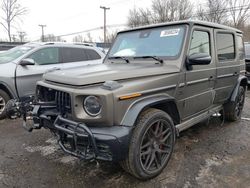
[109,25,186,59]
[245,44,250,59]
[0,46,34,64]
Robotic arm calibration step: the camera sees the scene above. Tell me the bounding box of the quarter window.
[189,30,210,55]
[85,49,101,60]
[28,47,59,65]
[216,33,235,61]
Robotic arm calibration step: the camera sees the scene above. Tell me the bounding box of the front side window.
[216,33,235,61]
[109,25,186,58]
[189,30,210,55]
[28,47,59,65]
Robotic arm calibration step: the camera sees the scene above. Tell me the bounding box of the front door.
[16,47,62,98]
[182,27,216,119]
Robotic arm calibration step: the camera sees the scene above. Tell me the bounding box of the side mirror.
[187,53,211,66]
[19,58,35,66]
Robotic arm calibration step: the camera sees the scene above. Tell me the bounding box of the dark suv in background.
[245,42,250,83]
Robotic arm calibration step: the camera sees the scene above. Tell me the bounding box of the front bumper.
[26,105,132,162]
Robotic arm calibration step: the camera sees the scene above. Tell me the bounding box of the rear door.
[61,47,103,69]
[213,30,239,103]
[182,26,216,119]
[16,47,63,98]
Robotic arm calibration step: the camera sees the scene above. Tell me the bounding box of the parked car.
[0,42,105,119]
[245,42,250,83]
[10,21,247,179]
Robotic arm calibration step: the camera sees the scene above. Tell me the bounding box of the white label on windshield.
[160,28,180,37]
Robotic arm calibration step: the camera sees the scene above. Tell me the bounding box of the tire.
[224,86,245,122]
[0,89,10,120]
[120,108,175,180]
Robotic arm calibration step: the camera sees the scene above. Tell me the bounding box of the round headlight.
[83,96,102,116]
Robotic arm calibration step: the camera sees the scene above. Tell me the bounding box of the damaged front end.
[5,86,130,162]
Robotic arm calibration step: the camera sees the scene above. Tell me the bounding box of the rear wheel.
[120,108,175,179]
[224,86,245,121]
[0,89,10,120]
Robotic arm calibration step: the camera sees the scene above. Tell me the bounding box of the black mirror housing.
[187,53,212,66]
[19,58,35,66]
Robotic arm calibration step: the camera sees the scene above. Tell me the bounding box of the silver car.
[0,42,105,119]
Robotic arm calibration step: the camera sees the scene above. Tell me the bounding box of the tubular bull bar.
[54,115,99,160]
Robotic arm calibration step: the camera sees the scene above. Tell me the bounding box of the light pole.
[38,24,46,42]
[100,6,110,43]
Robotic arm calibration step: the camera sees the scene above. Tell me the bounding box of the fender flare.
[230,75,248,102]
[120,95,179,127]
[0,81,16,99]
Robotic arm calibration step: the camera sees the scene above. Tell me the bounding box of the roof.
[119,20,242,34]
[23,42,98,49]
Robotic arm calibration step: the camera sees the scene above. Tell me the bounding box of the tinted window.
[28,47,59,65]
[85,49,101,60]
[61,47,88,63]
[236,36,245,60]
[245,44,250,59]
[216,33,235,61]
[189,30,210,55]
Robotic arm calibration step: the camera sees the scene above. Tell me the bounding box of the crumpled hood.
[43,63,180,86]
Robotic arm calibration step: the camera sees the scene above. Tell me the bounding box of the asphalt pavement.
[0,91,250,188]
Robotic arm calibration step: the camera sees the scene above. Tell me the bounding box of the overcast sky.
[0,0,202,42]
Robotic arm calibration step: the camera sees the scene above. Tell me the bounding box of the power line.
[38,24,46,42]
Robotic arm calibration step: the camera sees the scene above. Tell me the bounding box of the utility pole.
[100,6,110,43]
[38,24,46,42]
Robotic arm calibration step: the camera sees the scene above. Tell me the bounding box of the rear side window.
[216,33,235,61]
[189,30,210,55]
[61,47,88,63]
[236,36,245,60]
[85,49,101,60]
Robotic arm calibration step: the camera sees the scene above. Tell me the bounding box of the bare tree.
[43,34,63,42]
[106,30,118,43]
[196,0,229,24]
[227,0,250,29]
[73,35,84,43]
[127,0,192,28]
[84,32,93,43]
[0,0,28,42]
[127,8,151,28]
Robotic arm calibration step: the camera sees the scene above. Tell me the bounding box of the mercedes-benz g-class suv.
[10,21,247,179]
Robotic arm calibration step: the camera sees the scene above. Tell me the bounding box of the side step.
[176,105,223,133]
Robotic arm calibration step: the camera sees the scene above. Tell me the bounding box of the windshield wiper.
[108,56,130,63]
[134,56,164,64]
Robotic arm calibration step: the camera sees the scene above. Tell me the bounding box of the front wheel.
[120,108,175,180]
[224,86,245,121]
[0,89,10,120]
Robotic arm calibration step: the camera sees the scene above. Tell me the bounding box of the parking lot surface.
[0,91,250,188]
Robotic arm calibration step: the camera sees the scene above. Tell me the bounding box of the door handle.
[45,67,61,73]
[233,72,239,76]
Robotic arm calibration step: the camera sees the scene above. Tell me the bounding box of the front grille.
[37,86,72,114]
[55,90,71,114]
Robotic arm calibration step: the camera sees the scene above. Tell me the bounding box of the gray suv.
[10,21,247,179]
[0,42,105,119]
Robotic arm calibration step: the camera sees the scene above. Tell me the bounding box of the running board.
[176,105,223,133]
